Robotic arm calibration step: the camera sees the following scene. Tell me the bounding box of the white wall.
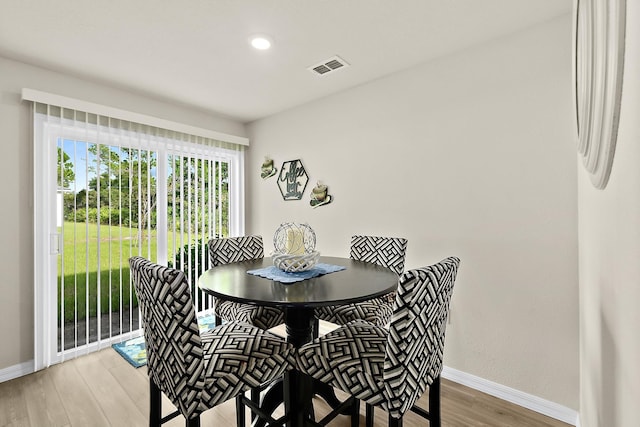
[247,16,578,409]
[0,56,246,371]
[578,2,640,426]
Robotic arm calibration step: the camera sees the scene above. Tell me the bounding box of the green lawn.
[58,221,214,322]
[58,221,163,322]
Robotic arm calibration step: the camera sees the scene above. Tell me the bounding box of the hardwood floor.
[0,348,571,427]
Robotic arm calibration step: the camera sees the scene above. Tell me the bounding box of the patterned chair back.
[383,256,460,418]
[350,235,408,276]
[129,256,205,418]
[207,235,264,266]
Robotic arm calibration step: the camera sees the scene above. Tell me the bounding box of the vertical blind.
[32,100,245,368]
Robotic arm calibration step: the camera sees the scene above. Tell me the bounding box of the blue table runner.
[247,263,346,284]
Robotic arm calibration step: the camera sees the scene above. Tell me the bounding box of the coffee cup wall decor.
[261,156,277,179]
[310,181,332,208]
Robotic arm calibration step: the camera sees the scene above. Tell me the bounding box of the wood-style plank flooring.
[0,323,572,427]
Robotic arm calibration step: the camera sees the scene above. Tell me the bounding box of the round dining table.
[198,256,398,427]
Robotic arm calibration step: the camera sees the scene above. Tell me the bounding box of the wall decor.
[277,159,309,200]
[261,157,277,179]
[573,0,626,189]
[310,181,332,208]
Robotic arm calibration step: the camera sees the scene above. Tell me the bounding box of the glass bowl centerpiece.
[272,222,320,272]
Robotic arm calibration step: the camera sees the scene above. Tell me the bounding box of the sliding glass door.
[34,104,244,369]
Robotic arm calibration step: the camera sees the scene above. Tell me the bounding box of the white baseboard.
[0,360,34,383]
[442,366,579,426]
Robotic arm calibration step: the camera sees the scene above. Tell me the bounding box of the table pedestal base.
[252,308,354,427]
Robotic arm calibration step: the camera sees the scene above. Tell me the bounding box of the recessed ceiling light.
[250,35,272,50]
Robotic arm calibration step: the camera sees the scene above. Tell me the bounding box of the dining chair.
[129,256,296,427]
[297,256,460,427]
[315,235,408,329]
[207,235,285,330]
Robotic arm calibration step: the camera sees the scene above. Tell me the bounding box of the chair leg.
[149,378,162,427]
[388,414,402,427]
[236,395,246,427]
[313,316,320,338]
[250,388,260,422]
[186,416,201,427]
[429,375,441,427]
[365,403,374,427]
[350,398,361,427]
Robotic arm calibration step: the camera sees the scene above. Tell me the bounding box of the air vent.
[308,56,350,76]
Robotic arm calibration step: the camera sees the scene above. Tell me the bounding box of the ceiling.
[0,1,571,123]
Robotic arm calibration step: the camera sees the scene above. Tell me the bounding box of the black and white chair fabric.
[129,256,296,427]
[208,235,285,330]
[315,235,408,328]
[297,257,460,427]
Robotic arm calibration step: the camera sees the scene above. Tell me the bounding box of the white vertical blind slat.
[83,112,90,354]
[95,111,102,351]
[73,139,79,355]
[193,155,199,310]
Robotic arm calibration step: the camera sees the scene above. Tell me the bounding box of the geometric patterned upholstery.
[297,257,460,423]
[207,236,285,330]
[350,235,408,276]
[315,235,408,327]
[129,256,295,424]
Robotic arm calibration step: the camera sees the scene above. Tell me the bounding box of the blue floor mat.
[112,313,217,368]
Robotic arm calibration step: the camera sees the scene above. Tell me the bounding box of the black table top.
[198,256,398,308]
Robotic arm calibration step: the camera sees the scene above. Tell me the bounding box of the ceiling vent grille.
[308,56,349,76]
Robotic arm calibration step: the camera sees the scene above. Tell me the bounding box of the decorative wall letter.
[277,159,309,200]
